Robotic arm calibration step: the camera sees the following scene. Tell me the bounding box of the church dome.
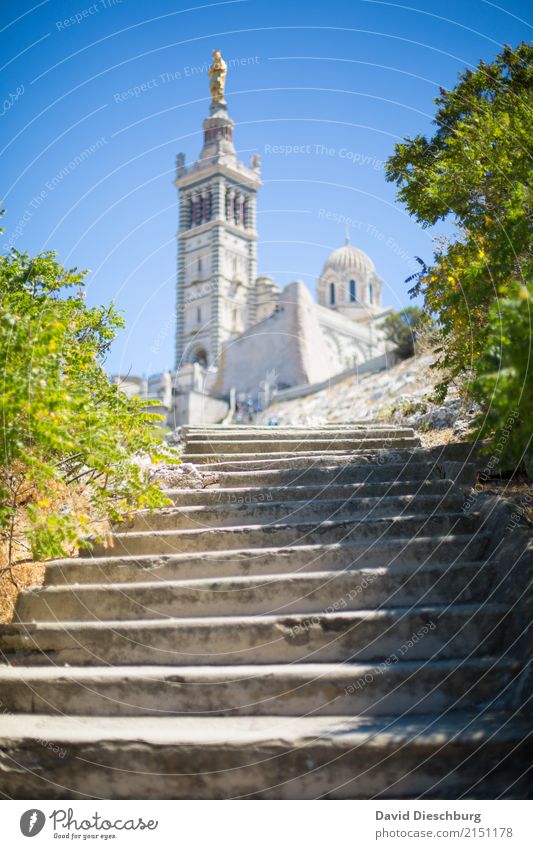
[321,242,375,277]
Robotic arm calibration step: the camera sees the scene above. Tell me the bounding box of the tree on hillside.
[380,306,427,360]
[0,221,175,573]
[386,42,533,466]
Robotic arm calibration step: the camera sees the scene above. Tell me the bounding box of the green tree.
[386,42,532,465]
[0,236,175,571]
[470,283,533,471]
[380,306,427,360]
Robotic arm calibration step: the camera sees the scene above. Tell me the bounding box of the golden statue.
[208,49,227,106]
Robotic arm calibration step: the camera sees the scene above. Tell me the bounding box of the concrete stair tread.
[132,492,464,515]
[119,494,466,532]
[183,423,408,429]
[184,441,421,456]
[34,560,493,592]
[0,601,508,633]
[149,492,463,508]
[184,438,418,445]
[2,601,509,671]
[50,534,491,565]
[0,602,509,644]
[182,453,388,461]
[182,449,420,464]
[0,656,516,682]
[183,435,417,439]
[41,535,491,587]
[0,658,518,718]
[183,427,416,434]
[212,464,476,485]
[90,514,480,557]
[186,459,475,475]
[0,711,528,746]
[105,511,478,537]
[164,479,462,504]
[16,560,499,622]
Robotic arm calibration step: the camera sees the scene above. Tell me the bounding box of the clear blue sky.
[1,0,530,376]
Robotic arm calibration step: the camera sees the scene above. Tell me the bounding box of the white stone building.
[115,51,393,424]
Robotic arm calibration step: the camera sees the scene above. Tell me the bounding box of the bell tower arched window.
[329,282,336,306]
[368,283,374,304]
[349,279,357,302]
[192,347,208,368]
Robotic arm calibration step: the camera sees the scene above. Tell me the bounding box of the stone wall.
[214,280,332,396]
[271,350,400,403]
[171,390,228,426]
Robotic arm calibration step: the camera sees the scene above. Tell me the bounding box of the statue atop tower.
[208,49,227,108]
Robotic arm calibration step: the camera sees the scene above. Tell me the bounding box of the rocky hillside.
[258,353,477,447]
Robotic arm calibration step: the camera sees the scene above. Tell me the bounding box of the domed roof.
[321,241,376,277]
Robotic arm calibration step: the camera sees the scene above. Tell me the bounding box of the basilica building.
[116,51,392,423]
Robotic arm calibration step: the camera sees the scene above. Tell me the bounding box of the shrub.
[470,283,533,472]
[386,42,532,466]
[0,242,175,570]
[380,307,427,359]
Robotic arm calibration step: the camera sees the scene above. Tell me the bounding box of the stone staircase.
[0,424,531,799]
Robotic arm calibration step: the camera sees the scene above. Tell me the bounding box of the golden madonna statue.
[208,49,227,105]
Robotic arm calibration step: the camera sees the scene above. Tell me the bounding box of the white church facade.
[115,51,392,424]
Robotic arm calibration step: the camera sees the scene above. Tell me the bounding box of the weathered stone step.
[181,426,414,439]
[184,434,419,446]
[0,712,529,798]
[215,462,475,486]
[43,534,489,586]
[183,438,421,455]
[87,513,480,557]
[0,658,517,717]
[121,493,465,532]
[16,561,499,623]
[0,603,510,666]
[181,444,421,464]
[179,455,455,473]
[183,423,368,428]
[165,478,461,506]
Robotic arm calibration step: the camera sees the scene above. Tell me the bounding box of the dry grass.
[418,427,457,449]
[0,560,46,625]
[0,480,108,624]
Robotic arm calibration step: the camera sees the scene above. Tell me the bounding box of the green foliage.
[470,284,533,471]
[386,42,533,466]
[380,306,427,360]
[0,239,175,565]
[25,507,82,562]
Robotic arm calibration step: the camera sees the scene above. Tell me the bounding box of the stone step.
[179,456,454,473]
[184,433,419,446]
[0,712,529,798]
[43,534,489,585]
[215,462,475,486]
[183,438,421,455]
[120,493,465,532]
[181,444,421,464]
[0,658,517,717]
[15,562,501,623]
[87,513,480,557]
[165,479,461,506]
[181,426,414,438]
[0,603,510,666]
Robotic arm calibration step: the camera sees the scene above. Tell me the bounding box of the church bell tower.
[174,49,261,370]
